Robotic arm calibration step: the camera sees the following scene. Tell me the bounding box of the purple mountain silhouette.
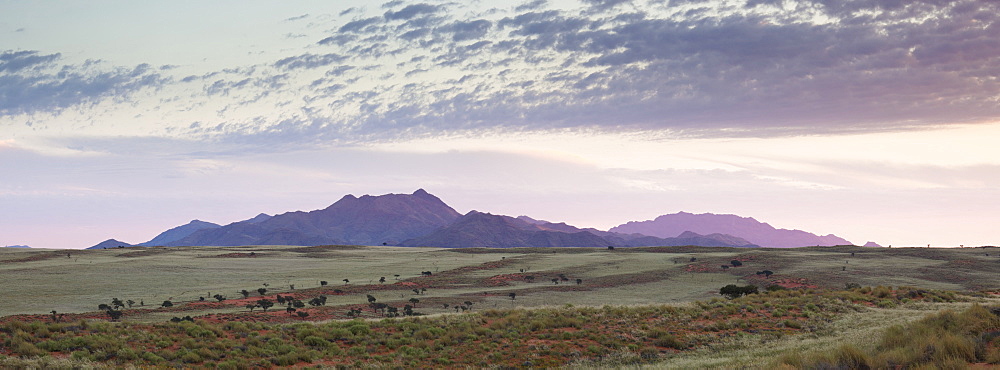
[401,211,612,248]
[169,189,461,246]
[609,212,850,248]
[86,239,134,250]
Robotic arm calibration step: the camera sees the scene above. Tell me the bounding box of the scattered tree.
[367,294,377,304]
[607,246,615,250]
[343,279,350,285]
[720,265,730,270]
[257,288,267,296]
[730,260,743,267]
[409,297,420,307]
[719,284,758,299]
[245,304,256,312]
[297,311,309,319]
[379,277,386,284]
[240,289,250,298]
[257,299,274,312]
[161,300,173,308]
[320,280,328,286]
[508,292,516,300]
[576,278,582,285]
[689,257,697,262]
[213,294,225,302]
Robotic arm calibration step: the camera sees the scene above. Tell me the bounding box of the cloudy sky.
[2,0,999,249]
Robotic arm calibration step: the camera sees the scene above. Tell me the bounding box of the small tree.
[719,284,758,299]
[213,294,226,302]
[161,300,173,308]
[257,299,274,312]
[508,292,516,300]
[245,303,256,312]
[297,311,309,319]
[409,298,420,307]
[320,280,328,286]
[105,309,123,321]
[257,288,267,296]
[240,289,250,298]
[126,299,135,308]
[730,260,743,267]
[576,278,582,285]
[367,295,377,303]
[379,277,386,284]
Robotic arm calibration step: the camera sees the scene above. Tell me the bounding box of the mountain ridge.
[609,212,851,248]
[121,190,852,249]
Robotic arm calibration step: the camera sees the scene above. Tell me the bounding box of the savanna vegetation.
[0,244,997,367]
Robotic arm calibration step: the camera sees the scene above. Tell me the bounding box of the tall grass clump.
[773,304,1000,368]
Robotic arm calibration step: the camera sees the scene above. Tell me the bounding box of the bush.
[719,284,759,299]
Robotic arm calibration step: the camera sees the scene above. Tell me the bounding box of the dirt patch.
[0,252,67,263]
[115,248,176,258]
[203,252,263,258]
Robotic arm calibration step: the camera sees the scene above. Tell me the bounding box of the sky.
[2,0,999,249]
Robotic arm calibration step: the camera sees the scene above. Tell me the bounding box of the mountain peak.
[87,239,134,249]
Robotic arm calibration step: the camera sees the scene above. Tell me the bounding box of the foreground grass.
[2,287,992,368]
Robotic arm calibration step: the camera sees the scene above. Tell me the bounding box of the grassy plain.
[0,244,998,367]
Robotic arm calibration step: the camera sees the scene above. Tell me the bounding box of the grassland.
[0,244,998,367]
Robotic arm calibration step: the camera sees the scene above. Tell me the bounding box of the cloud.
[0,50,60,73]
[338,16,383,33]
[384,3,441,20]
[9,0,1000,145]
[0,51,168,115]
[274,53,348,70]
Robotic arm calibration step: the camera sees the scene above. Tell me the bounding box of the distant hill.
[401,211,613,248]
[3,245,30,248]
[863,241,883,247]
[140,220,221,246]
[169,189,461,246]
[86,239,134,250]
[610,212,850,248]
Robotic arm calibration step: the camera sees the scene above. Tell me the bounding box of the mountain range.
[610,212,851,248]
[94,189,855,249]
